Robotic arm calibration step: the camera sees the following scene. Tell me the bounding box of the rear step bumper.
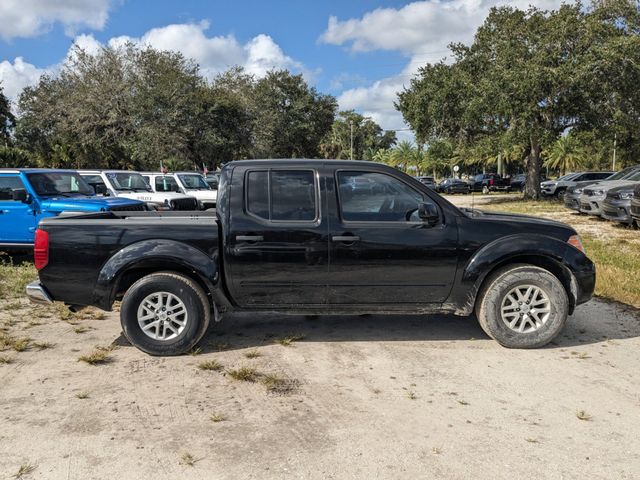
[26,281,53,305]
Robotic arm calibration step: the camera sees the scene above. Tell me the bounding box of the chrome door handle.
[236,235,263,242]
[332,235,360,242]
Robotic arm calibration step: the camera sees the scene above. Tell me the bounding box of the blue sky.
[0,0,562,139]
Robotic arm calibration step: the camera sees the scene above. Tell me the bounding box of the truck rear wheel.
[475,264,568,348]
[120,272,211,356]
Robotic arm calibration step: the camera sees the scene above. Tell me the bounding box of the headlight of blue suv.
[620,191,633,200]
[593,190,604,196]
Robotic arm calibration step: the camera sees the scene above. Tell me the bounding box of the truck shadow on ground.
[114,300,640,352]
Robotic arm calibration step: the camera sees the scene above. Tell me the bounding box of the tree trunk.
[524,137,542,199]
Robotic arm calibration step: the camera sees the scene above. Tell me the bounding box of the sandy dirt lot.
[1,195,639,479]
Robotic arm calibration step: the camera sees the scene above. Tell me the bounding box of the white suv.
[142,172,217,210]
[79,170,198,211]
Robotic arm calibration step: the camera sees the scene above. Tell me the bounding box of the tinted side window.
[595,172,612,180]
[246,171,269,219]
[271,171,316,221]
[0,176,25,201]
[337,171,424,222]
[246,170,316,221]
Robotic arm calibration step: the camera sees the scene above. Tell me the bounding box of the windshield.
[27,172,95,197]
[608,166,640,181]
[624,170,640,182]
[106,172,152,192]
[555,173,579,182]
[178,174,210,190]
[155,176,182,193]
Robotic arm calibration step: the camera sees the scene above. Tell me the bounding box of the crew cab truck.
[26,160,595,355]
[0,169,145,248]
[142,172,217,210]
[78,170,198,211]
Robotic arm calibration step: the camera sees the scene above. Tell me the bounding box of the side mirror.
[418,202,439,225]
[11,188,29,203]
[93,184,108,196]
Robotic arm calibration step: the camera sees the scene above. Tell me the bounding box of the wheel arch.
[92,239,227,311]
[453,234,577,315]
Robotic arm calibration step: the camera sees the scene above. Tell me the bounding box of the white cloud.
[324,0,564,142]
[0,0,112,40]
[107,21,307,80]
[0,21,310,103]
[0,57,46,101]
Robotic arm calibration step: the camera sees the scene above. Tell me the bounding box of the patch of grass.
[227,366,259,382]
[197,360,223,371]
[576,410,592,421]
[210,413,226,423]
[432,447,442,455]
[261,373,299,395]
[2,336,31,352]
[180,452,196,466]
[0,256,36,300]
[189,347,203,356]
[274,334,305,347]
[75,391,90,399]
[525,437,540,443]
[582,236,640,308]
[407,391,418,400]
[13,462,36,479]
[0,355,15,364]
[457,399,470,406]
[33,341,54,350]
[4,301,23,310]
[244,349,262,359]
[73,326,91,334]
[78,345,115,365]
[372,388,382,395]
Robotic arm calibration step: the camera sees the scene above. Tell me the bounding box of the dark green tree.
[0,85,15,147]
[252,70,337,158]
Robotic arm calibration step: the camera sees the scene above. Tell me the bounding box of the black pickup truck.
[26,160,595,355]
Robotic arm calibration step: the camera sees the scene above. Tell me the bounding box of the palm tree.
[545,135,584,175]
[390,141,415,172]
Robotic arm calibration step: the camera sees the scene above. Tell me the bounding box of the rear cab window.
[245,169,318,222]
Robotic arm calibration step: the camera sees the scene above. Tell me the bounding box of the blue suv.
[0,169,145,248]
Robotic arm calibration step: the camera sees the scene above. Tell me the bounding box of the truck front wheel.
[120,272,211,356]
[475,264,568,348]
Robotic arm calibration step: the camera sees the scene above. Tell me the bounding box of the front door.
[225,166,329,306]
[326,170,458,305]
[0,174,37,244]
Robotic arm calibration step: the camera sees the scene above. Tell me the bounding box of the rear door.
[0,174,37,244]
[326,169,458,305]
[225,165,329,306]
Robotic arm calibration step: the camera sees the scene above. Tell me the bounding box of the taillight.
[567,234,585,254]
[34,229,49,270]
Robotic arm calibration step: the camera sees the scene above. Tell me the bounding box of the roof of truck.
[225,159,384,168]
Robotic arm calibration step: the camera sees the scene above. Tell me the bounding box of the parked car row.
[563,165,640,226]
[0,168,217,248]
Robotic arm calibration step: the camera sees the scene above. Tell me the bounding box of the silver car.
[565,167,640,212]
[579,167,640,216]
[541,171,613,198]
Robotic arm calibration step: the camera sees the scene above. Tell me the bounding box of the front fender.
[92,239,218,309]
[448,234,574,316]
[463,234,568,283]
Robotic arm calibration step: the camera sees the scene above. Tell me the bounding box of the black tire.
[555,188,566,200]
[475,264,568,348]
[120,272,211,356]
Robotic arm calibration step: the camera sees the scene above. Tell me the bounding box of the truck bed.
[37,211,219,309]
